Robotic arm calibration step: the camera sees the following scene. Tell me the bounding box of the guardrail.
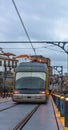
[51,92,68,130]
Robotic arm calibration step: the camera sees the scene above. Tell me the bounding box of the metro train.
[12,61,49,103]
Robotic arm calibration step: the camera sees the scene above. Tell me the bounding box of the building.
[0,48,18,91]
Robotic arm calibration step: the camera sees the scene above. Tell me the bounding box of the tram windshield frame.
[15,62,47,90]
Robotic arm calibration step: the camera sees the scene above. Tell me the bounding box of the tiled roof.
[0,55,18,61]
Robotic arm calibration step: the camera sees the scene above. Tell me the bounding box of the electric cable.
[12,0,36,55]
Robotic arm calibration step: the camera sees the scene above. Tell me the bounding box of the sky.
[0,0,68,74]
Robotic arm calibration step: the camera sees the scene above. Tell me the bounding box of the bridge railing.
[51,91,68,129]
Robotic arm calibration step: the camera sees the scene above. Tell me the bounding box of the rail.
[13,105,39,130]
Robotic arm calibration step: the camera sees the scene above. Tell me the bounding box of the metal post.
[3,73,6,98]
[67,52,68,75]
[60,94,65,117]
[65,94,68,128]
[3,66,7,98]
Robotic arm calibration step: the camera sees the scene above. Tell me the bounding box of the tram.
[12,61,49,103]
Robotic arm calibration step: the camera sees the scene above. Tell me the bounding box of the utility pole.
[67,44,68,75]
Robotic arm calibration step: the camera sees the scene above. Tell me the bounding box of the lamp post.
[57,43,68,75]
[65,44,68,75]
[49,42,68,75]
[67,53,68,75]
[53,43,68,75]
[3,66,7,98]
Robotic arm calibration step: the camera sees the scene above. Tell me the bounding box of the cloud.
[0,0,68,74]
[53,20,68,40]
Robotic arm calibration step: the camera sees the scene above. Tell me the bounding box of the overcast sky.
[0,0,68,74]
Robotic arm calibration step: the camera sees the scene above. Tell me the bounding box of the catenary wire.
[11,0,36,55]
[1,46,64,53]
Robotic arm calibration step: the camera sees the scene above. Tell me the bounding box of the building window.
[0,61,2,66]
[8,60,10,67]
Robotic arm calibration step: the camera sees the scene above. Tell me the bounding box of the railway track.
[13,105,40,130]
[0,103,17,112]
[0,97,64,130]
[12,97,64,130]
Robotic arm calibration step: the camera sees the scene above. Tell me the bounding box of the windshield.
[15,72,46,89]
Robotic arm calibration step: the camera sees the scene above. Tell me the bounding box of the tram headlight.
[13,90,20,94]
[40,91,45,94]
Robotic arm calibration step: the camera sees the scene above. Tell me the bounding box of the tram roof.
[16,62,47,72]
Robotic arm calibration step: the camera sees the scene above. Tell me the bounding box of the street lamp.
[3,66,7,97]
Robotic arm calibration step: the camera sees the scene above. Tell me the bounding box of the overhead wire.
[1,46,64,53]
[0,40,65,53]
[11,0,36,55]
